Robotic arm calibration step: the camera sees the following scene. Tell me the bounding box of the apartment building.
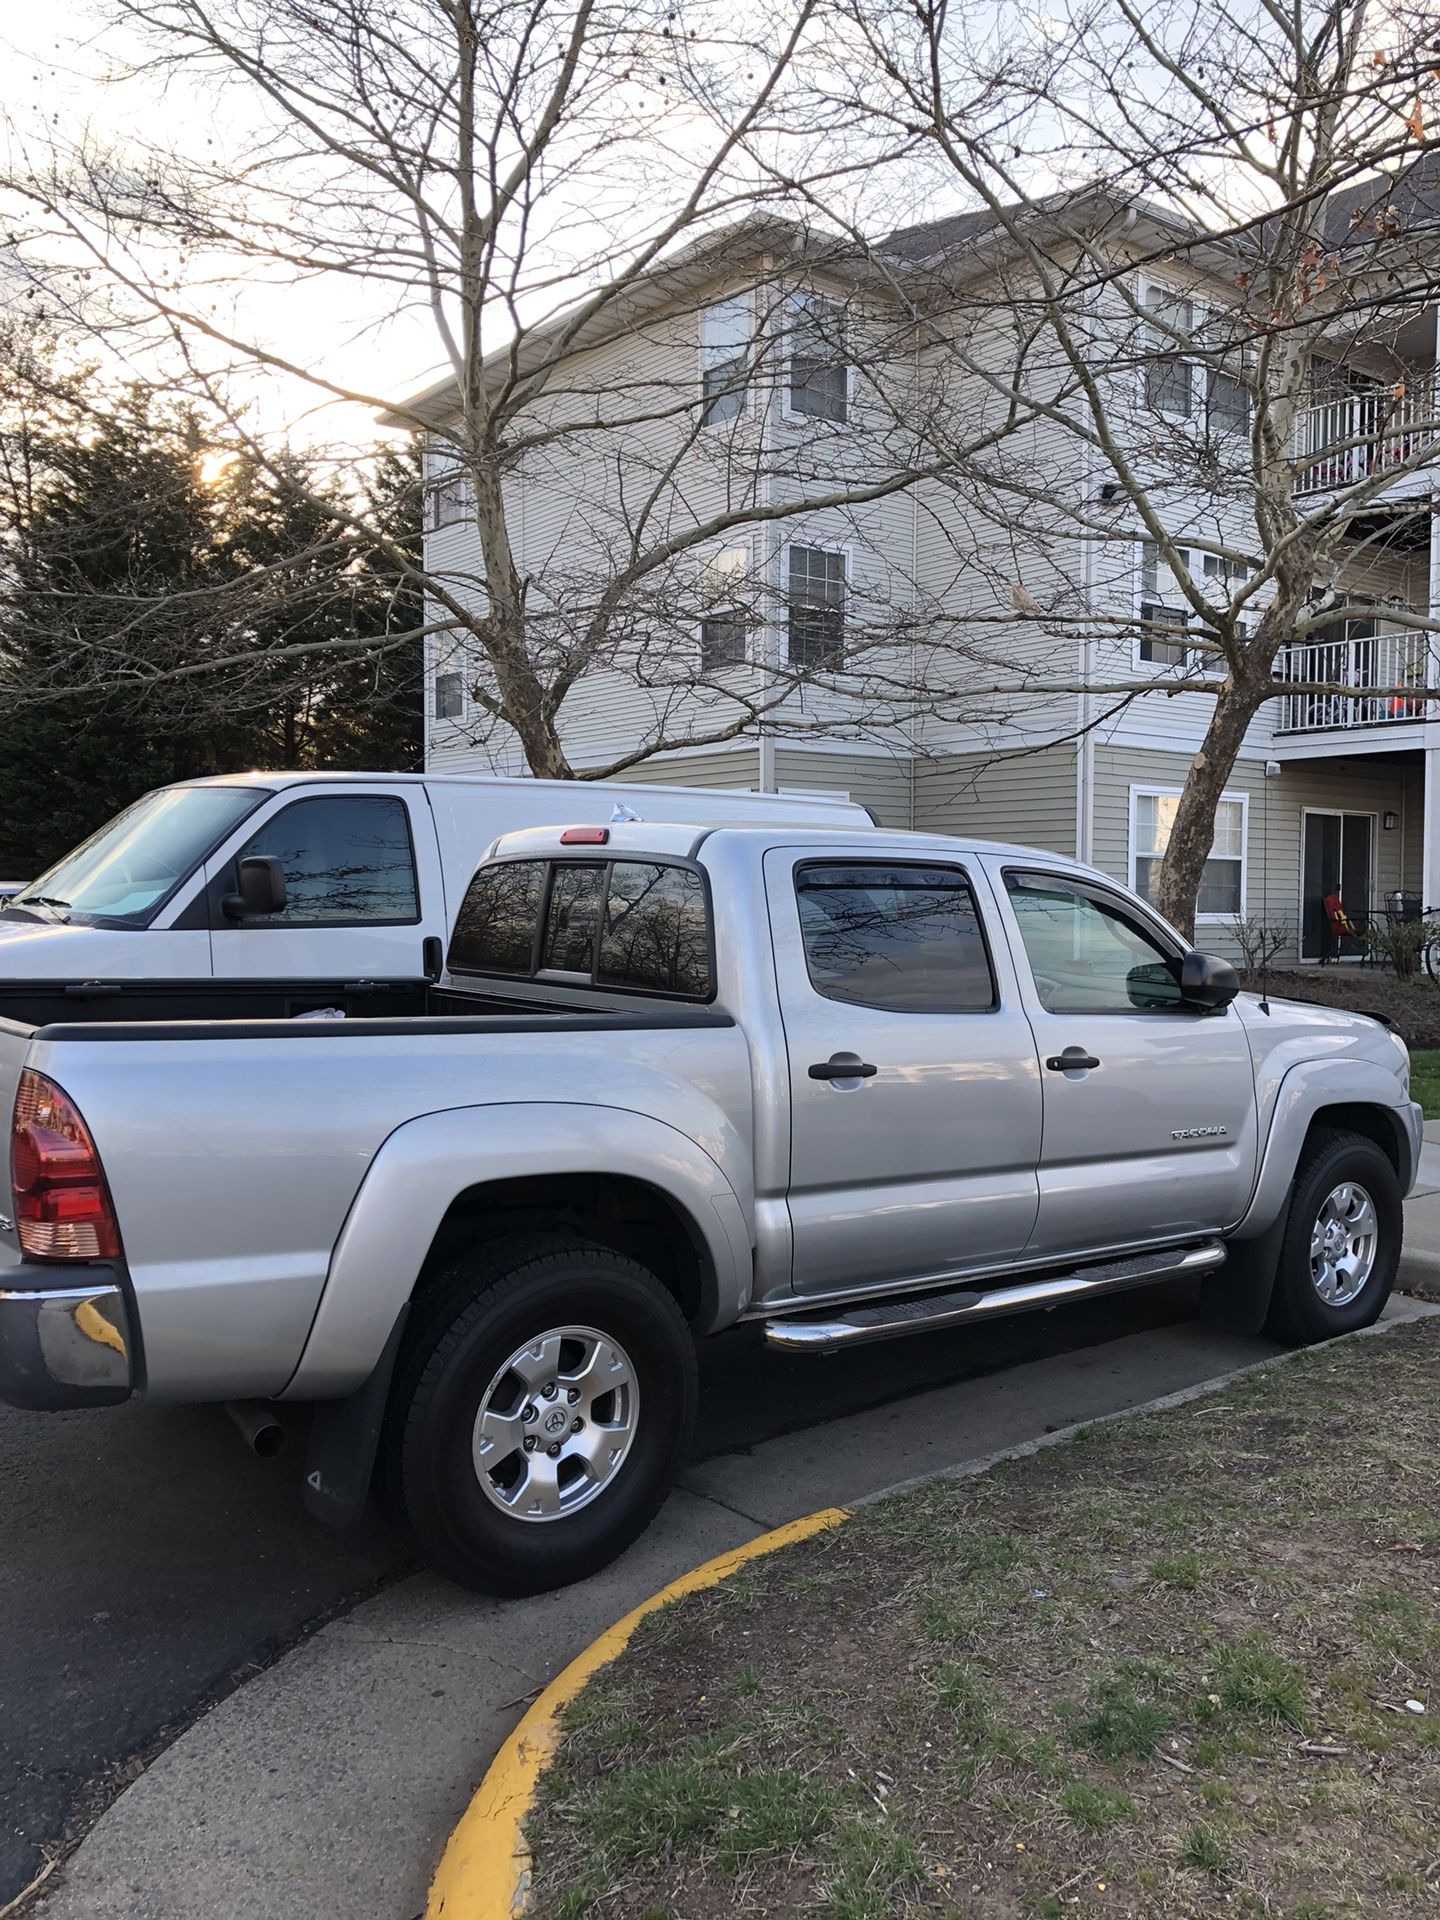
[397,170,1440,962]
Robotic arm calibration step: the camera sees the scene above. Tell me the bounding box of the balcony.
[1292,377,1439,496]
[1274,628,1430,734]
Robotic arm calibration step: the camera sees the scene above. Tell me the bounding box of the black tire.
[1264,1128,1400,1346]
[381,1234,697,1596]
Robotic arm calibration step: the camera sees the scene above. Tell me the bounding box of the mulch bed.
[527,1320,1440,1920]
[1240,968,1440,1049]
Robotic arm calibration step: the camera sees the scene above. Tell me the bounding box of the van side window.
[235,796,419,924]
[448,861,545,975]
[598,863,711,996]
[795,863,996,1012]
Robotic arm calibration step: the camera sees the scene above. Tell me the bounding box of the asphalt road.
[0,1280,1199,1906]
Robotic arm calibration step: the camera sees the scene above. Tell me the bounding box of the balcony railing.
[1274,629,1430,732]
[1292,378,1439,495]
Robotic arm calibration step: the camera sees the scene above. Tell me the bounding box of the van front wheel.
[383,1235,696,1595]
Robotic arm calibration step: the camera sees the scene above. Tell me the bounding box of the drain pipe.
[225,1400,287,1458]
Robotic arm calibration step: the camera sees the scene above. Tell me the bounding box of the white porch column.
[1424,747,1440,911]
[1425,486,1440,907]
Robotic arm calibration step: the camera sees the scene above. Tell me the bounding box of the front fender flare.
[278,1102,753,1399]
[1232,1057,1419,1241]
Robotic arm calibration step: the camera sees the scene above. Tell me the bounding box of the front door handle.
[1046,1046,1100,1072]
[808,1052,878,1082]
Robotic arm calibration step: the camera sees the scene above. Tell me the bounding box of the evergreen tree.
[0,379,422,877]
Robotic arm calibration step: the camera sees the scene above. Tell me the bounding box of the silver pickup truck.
[0,823,1420,1594]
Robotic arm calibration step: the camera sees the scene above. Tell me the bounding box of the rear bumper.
[0,1266,133,1409]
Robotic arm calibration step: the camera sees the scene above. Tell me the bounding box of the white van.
[0,772,875,1018]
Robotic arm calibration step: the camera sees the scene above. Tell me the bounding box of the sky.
[2,1,441,450]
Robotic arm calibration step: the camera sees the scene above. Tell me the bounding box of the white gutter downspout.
[1076,442,1097,863]
[757,252,778,794]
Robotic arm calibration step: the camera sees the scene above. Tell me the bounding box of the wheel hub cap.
[1308,1181,1378,1308]
[472,1325,639,1523]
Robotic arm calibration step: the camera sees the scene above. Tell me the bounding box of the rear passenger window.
[448,861,545,974]
[795,863,995,1012]
[235,795,419,924]
[599,863,711,997]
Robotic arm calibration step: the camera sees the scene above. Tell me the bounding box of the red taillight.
[559,826,608,845]
[11,1069,121,1260]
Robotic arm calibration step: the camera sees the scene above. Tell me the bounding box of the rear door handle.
[808,1052,878,1081]
[1046,1047,1100,1072]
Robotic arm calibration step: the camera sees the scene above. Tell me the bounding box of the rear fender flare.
[279,1102,752,1399]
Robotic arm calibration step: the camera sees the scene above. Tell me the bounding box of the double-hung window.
[788,545,846,670]
[1142,286,1250,435]
[700,295,751,426]
[787,292,849,422]
[1131,787,1247,920]
[1139,541,1246,669]
[425,466,473,532]
[1138,540,1200,667]
[433,669,464,720]
[698,546,750,671]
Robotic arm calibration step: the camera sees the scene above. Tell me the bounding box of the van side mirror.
[1179,948,1239,1012]
[223,855,287,920]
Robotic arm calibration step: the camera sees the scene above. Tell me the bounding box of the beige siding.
[1091,745,1421,961]
[602,747,761,792]
[772,748,912,827]
[913,746,1078,853]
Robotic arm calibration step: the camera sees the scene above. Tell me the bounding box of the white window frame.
[697,543,752,671]
[785,540,850,671]
[425,466,474,533]
[1128,784,1248,925]
[782,291,850,426]
[432,665,465,722]
[1134,539,1250,677]
[1138,279,1250,437]
[699,293,753,428]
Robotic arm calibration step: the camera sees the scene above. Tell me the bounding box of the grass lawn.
[1410,1050,1440,1120]
[527,1319,1440,1919]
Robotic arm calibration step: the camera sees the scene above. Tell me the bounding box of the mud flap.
[1199,1204,1290,1336]
[302,1304,409,1530]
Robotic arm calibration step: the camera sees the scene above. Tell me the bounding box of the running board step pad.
[762,1241,1227,1353]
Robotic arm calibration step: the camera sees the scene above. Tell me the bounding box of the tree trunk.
[1153,676,1270,942]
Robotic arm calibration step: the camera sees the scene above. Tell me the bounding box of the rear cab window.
[447,857,714,1000]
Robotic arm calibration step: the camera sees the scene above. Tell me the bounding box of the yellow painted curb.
[426,1506,850,1919]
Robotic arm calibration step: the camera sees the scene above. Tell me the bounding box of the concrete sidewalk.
[33,1286,1439,1920]
[1397,1126,1440,1283]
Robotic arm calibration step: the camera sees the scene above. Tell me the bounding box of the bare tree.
[1,0,1002,780]
[804,0,1440,933]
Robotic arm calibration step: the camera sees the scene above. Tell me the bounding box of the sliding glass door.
[1300,810,1375,961]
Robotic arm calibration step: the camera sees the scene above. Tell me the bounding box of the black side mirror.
[223,855,287,920]
[1179,948,1240,1012]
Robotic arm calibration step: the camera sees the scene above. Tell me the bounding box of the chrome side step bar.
[762,1240,1227,1354]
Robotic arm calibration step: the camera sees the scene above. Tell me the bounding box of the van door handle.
[1046,1047,1100,1072]
[808,1053,878,1081]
